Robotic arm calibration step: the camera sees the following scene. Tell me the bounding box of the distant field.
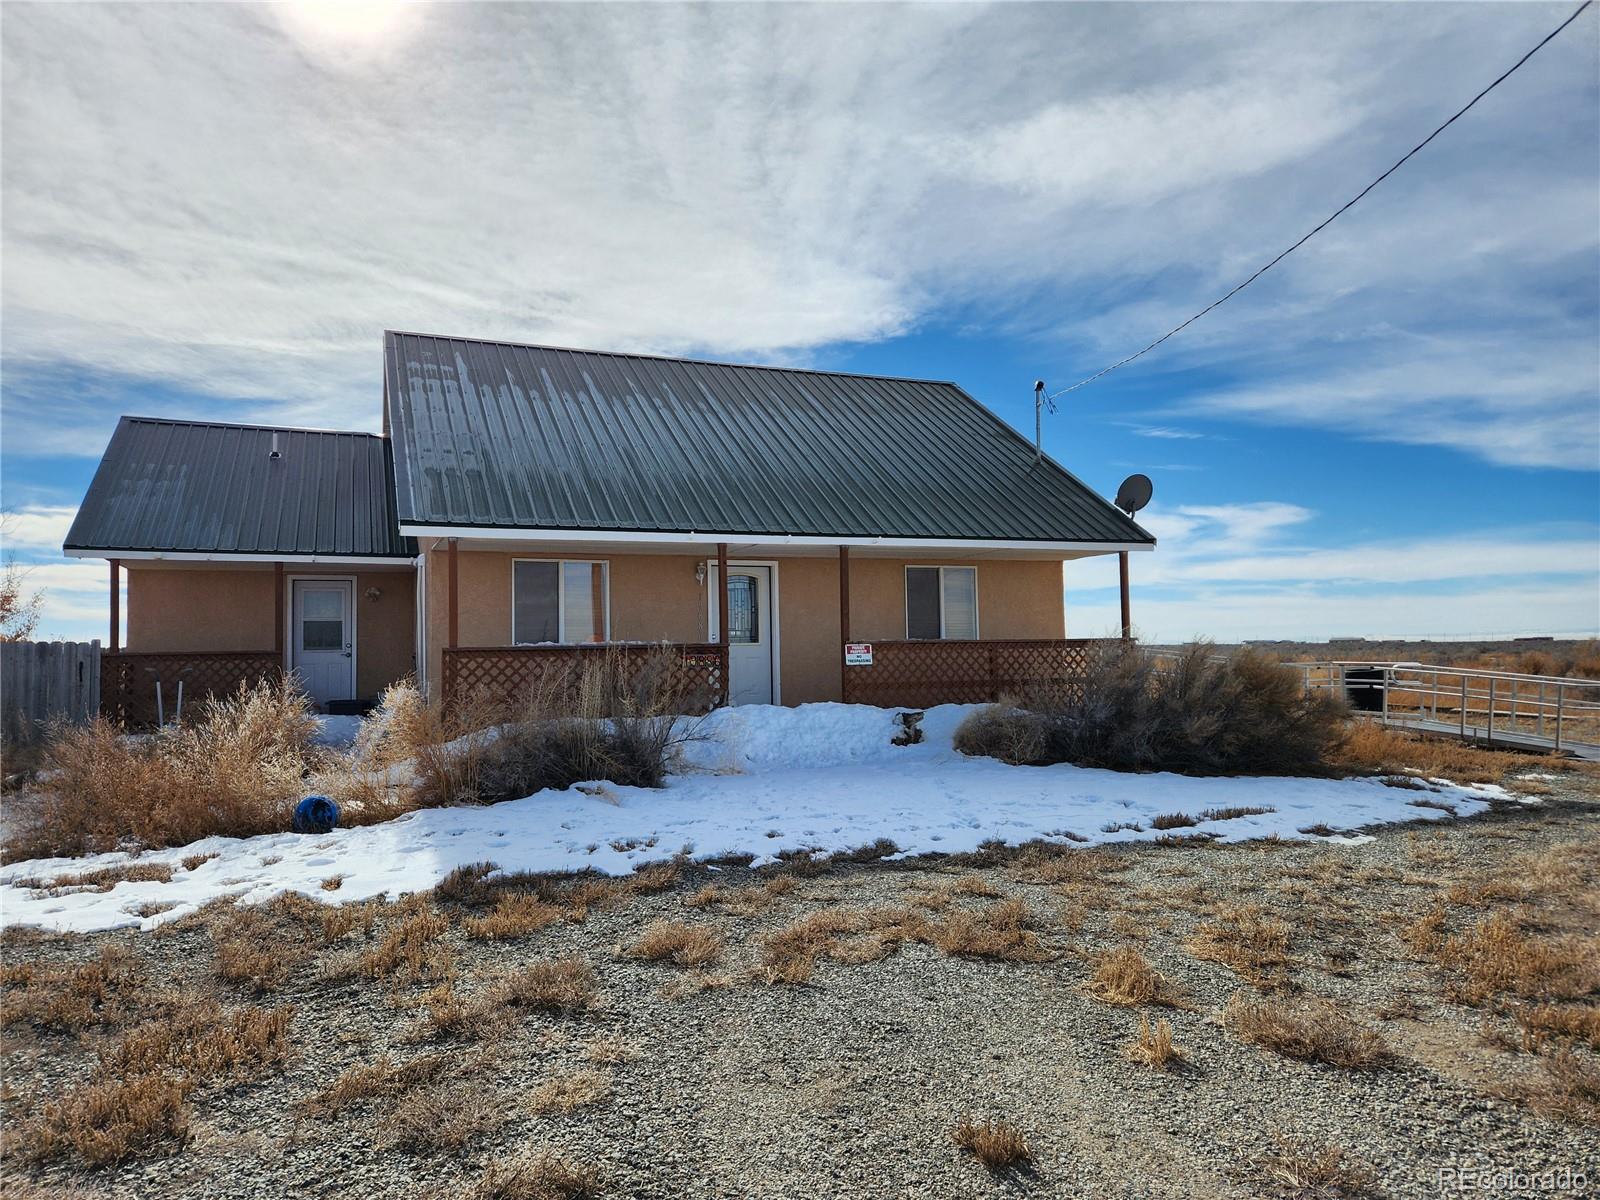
[1152,639,1600,680]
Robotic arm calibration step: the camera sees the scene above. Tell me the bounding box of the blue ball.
[293,794,339,835]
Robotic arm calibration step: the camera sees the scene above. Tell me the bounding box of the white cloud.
[2,505,77,553]
[0,1,1593,472]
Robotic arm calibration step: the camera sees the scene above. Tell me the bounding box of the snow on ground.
[0,703,1506,934]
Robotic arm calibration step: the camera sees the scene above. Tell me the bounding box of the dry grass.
[1435,912,1599,1005]
[1259,1136,1376,1197]
[1125,1014,1185,1069]
[1517,1004,1600,1051]
[492,959,599,1014]
[14,680,324,860]
[462,1150,601,1200]
[1226,994,1391,1068]
[462,893,567,941]
[1509,1045,1600,1124]
[0,945,149,1033]
[358,902,453,984]
[1331,721,1573,787]
[17,1073,190,1166]
[950,1117,1032,1173]
[626,861,683,894]
[527,1069,610,1115]
[581,1032,640,1064]
[757,907,925,984]
[625,920,722,967]
[307,1051,455,1115]
[930,898,1051,963]
[1150,812,1199,830]
[180,852,218,871]
[1083,946,1187,1008]
[385,1082,501,1151]
[14,862,175,893]
[1186,904,1294,990]
[98,1002,294,1081]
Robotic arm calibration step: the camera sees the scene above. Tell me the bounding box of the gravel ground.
[2,776,1597,1199]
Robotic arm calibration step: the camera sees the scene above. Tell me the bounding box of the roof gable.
[383,331,1154,545]
[65,417,413,559]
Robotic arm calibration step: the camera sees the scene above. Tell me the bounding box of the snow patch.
[0,702,1500,934]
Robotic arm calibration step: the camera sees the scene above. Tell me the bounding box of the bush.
[15,680,321,859]
[954,642,1346,776]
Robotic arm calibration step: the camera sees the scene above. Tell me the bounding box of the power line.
[1045,0,1595,401]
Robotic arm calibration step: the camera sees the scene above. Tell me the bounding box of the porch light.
[695,561,707,586]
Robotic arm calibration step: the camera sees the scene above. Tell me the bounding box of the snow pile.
[0,703,1505,934]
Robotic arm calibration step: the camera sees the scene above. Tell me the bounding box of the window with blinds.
[513,560,608,644]
[904,566,977,639]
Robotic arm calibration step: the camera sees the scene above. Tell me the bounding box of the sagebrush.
[955,642,1346,775]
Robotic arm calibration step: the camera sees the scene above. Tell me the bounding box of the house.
[64,332,1155,721]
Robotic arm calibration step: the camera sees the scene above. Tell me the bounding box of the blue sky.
[3,1,1597,643]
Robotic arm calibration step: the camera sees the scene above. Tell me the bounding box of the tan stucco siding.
[126,565,415,698]
[423,547,1066,704]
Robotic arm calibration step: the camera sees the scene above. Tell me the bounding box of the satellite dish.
[1114,473,1153,516]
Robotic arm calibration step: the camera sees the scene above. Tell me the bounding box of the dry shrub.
[15,679,320,858]
[951,1117,1032,1172]
[493,958,598,1014]
[1259,1136,1376,1196]
[1330,721,1571,787]
[1084,946,1186,1007]
[100,1002,294,1080]
[955,643,1346,775]
[18,1073,190,1166]
[181,852,218,871]
[626,920,722,967]
[1187,904,1294,990]
[931,898,1051,962]
[1226,994,1391,1068]
[1508,1045,1600,1123]
[1436,913,1599,1005]
[0,945,147,1032]
[463,893,567,941]
[1125,1014,1185,1069]
[527,1069,610,1115]
[307,1051,455,1115]
[386,1081,500,1151]
[464,1150,601,1200]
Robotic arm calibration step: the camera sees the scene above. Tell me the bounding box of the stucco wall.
[126,565,415,698]
[423,546,1067,705]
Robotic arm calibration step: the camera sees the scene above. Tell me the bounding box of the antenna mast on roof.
[1032,380,1055,462]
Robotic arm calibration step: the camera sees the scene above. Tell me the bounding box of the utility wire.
[1045,0,1595,401]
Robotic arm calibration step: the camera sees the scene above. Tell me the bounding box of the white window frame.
[903,565,979,640]
[510,558,611,645]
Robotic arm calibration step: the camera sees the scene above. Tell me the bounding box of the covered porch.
[428,533,1137,713]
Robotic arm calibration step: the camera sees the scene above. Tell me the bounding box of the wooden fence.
[101,651,283,728]
[442,644,728,715]
[2,640,102,745]
[841,638,1100,708]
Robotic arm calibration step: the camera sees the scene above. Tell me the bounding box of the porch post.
[1119,551,1132,641]
[109,558,120,653]
[273,562,285,662]
[716,542,729,706]
[838,545,850,699]
[447,537,459,650]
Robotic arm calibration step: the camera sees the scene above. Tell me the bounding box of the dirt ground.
[2,776,1597,1199]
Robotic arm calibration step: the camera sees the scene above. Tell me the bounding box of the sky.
[2,1,1597,645]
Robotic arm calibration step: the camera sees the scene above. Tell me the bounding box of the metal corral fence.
[1298,660,1600,759]
[1,640,102,746]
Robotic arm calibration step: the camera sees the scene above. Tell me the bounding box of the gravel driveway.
[3,779,1597,1198]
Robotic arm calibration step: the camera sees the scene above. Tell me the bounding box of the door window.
[301,589,344,650]
[727,575,759,644]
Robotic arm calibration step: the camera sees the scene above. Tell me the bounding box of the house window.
[905,566,977,639]
[513,560,608,644]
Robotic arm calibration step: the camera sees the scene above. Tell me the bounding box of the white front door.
[717,565,774,706]
[291,579,354,706]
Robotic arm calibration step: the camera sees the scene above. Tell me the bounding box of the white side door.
[291,579,355,706]
[713,566,774,706]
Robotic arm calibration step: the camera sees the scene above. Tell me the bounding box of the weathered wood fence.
[1,640,102,746]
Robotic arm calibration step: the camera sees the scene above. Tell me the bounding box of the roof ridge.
[383,329,958,387]
[121,414,385,439]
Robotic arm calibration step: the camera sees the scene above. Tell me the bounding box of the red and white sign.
[844,643,873,666]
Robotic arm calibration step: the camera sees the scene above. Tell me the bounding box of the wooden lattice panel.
[841,639,1102,708]
[442,644,728,716]
[101,651,283,728]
